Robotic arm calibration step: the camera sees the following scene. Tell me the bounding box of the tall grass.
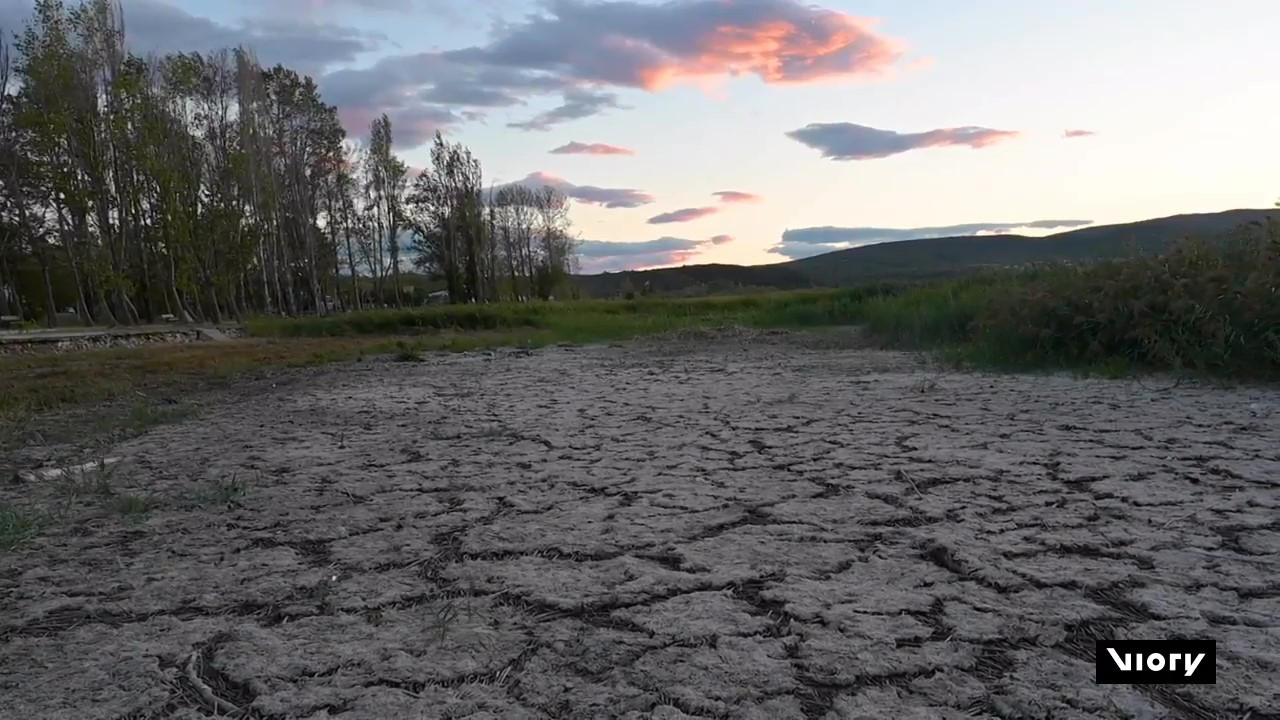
[247,222,1280,380]
[7,223,1276,430]
[855,220,1280,377]
[245,284,907,340]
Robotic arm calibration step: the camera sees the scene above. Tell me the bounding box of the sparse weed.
[202,472,253,507]
[110,493,159,518]
[910,376,940,394]
[50,456,122,501]
[429,597,462,643]
[125,403,195,430]
[56,469,116,502]
[0,506,45,550]
[392,340,423,362]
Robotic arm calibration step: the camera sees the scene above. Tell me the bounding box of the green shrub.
[973,222,1280,375]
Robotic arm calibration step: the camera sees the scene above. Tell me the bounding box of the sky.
[3,0,1277,272]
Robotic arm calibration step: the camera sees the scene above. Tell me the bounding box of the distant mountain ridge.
[575,208,1277,297]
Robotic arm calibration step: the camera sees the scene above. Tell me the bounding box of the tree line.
[0,0,580,327]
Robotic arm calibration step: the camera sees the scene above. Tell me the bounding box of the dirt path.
[2,334,1278,719]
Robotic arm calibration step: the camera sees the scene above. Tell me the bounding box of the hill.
[576,208,1277,297]
[572,262,816,298]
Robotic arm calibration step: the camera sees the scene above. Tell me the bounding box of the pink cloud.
[712,191,762,204]
[710,234,735,245]
[1064,129,1097,138]
[624,6,905,90]
[787,122,1019,161]
[550,141,636,156]
[647,207,721,224]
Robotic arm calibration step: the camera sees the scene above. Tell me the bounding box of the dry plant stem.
[184,651,241,716]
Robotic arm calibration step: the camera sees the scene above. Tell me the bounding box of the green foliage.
[200,473,252,507]
[244,286,907,340]
[0,505,45,550]
[856,221,1280,378]
[392,339,423,362]
[110,493,158,517]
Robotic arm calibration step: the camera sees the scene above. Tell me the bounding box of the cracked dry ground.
[2,335,1279,720]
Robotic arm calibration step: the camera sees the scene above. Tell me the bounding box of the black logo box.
[1095,640,1216,684]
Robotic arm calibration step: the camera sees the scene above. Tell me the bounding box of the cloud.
[496,171,654,209]
[767,243,839,260]
[712,191,762,204]
[508,89,625,131]
[420,80,527,107]
[318,0,905,147]
[786,122,1019,160]
[284,0,414,11]
[647,207,720,224]
[476,0,903,90]
[1064,129,1097,138]
[339,105,460,148]
[578,234,729,272]
[768,219,1094,259]
[0,0,384,76]
[550,141,635,156]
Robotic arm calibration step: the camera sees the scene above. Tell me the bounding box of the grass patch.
[857,220,1280,379]
[244,286,903,340]
[200,473,253,507]
[3,288,901,425]
[392,340,424,362]
[0,337,398,424]
[5,222,1278,433]
[110,493,159,518]
[0,506,45,550]
[56,468,117,502]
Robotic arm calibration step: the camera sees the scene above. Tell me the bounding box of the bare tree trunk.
[0,247,22,320]
[37,244,57,328]
[51,204,92,325]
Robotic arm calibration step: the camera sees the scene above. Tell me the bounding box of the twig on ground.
[184,651,241,716]
[897,469,924,499]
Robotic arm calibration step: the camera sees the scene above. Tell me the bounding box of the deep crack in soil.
[2,336,1278,719]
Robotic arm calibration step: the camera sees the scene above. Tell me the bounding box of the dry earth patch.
[1,334,1277,719]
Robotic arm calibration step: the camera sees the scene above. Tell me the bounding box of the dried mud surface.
[2,333,1278,719]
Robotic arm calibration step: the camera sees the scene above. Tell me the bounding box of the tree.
[0,1,577,321]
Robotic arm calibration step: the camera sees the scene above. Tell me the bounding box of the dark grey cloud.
[473,0,901,89]
[290,0,415,11]
[767,242,839,260]
[647,206,719,224]
[508,89,624,131]
[0,0,381,75]
[579,237,698,258]
[787,122,1020,161]
[495,172,654,209]
[316,0,905,146]
[337,103,460,147]
[319,53,570,140]
[421,80,525,108]
[579,235,726,272]
[768,220,1095,259]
